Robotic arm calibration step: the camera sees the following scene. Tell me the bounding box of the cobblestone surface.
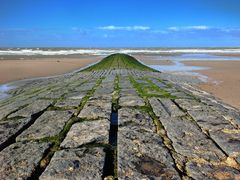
[0,55,239,179]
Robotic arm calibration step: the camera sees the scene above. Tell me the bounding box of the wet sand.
[0,57,100,84]
[135,55,174,65]
[184,61,240,109]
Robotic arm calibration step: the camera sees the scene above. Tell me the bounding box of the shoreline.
[183,60,240,109]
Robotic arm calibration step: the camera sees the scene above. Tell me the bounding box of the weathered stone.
[75,82,96,92]
[0,141,51,179]
[175,98,203,111]
[159,116,226,161]
[118,108,155,132]
[149,78,168,88]
[149,97,170,117]
[120,89,138,96]
[119,96,145,107]
[8,99,52,118]
[0,102,27,120]
[42,90,65,99]
[61,119,109,148]
[188,110,234,131]
[149,97,185,117]
[187,109,240,162]
[65,92,87,100]
[0,105,16,120]
[17,110,73,141]
[117,104,180,179]
[0,118,30,149]
[55,98,80,108]
[186,160,240,180]
[170,91,192,99]
[40,147,105,180]
[94,84,114,95]
[119,80,133,89]
[78,100,112,120]
[159,98,185,117]
[209,129,240,161]
[118,127,180,179]
[136,79,149,85]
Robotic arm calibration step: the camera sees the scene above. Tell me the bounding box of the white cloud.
[221,27,240,32]
[98,25,150,31]
[168,25,209,31]
[186,26,209,30]
[151,30,169,34]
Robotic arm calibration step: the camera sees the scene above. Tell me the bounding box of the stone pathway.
[0,67,239,179]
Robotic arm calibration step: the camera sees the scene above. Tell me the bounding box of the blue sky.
[0,0,240,47]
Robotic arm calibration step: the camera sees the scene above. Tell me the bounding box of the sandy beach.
[184,60,240,109]
[0,57,100,84]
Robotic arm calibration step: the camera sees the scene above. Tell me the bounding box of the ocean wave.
[0,48,240,56]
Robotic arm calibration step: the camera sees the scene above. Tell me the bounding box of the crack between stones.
[27,78,104,180]
[1,104,29,121]
[129,75,188,179]
[103,75,119,179]
[0,105,51,151]
[172,99,230,159]
[145,99,189,179]
[102,109,118,179]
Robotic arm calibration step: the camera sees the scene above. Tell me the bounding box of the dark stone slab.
[118,107,155,132]
[119,96,145,107]
[16,110,73,141]
[158,116,225,162]
[0,141,51,179]
[40,147,105,180]
[118,127,180,179]
[8,100,52,118]
[55,98,80,108]
[78,99,112,120]
[0,118,30,148]
[61,119,109,148]
[186,160,240,180]
[209,129,240,163]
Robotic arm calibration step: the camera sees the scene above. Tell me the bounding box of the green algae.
[129,76,176,99]
[83,53,156,72]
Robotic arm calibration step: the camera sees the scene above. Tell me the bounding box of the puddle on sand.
[149,61,208,72]
[0,84,15,100]
[146,53,240,61]
[149,61,209,82]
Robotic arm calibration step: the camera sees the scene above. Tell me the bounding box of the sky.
[0,0,240,47]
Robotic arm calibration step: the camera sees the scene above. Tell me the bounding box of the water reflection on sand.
[146,53,240,72]
[0,84,15,100]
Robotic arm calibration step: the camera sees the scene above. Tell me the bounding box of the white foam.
[1,48,240,56]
